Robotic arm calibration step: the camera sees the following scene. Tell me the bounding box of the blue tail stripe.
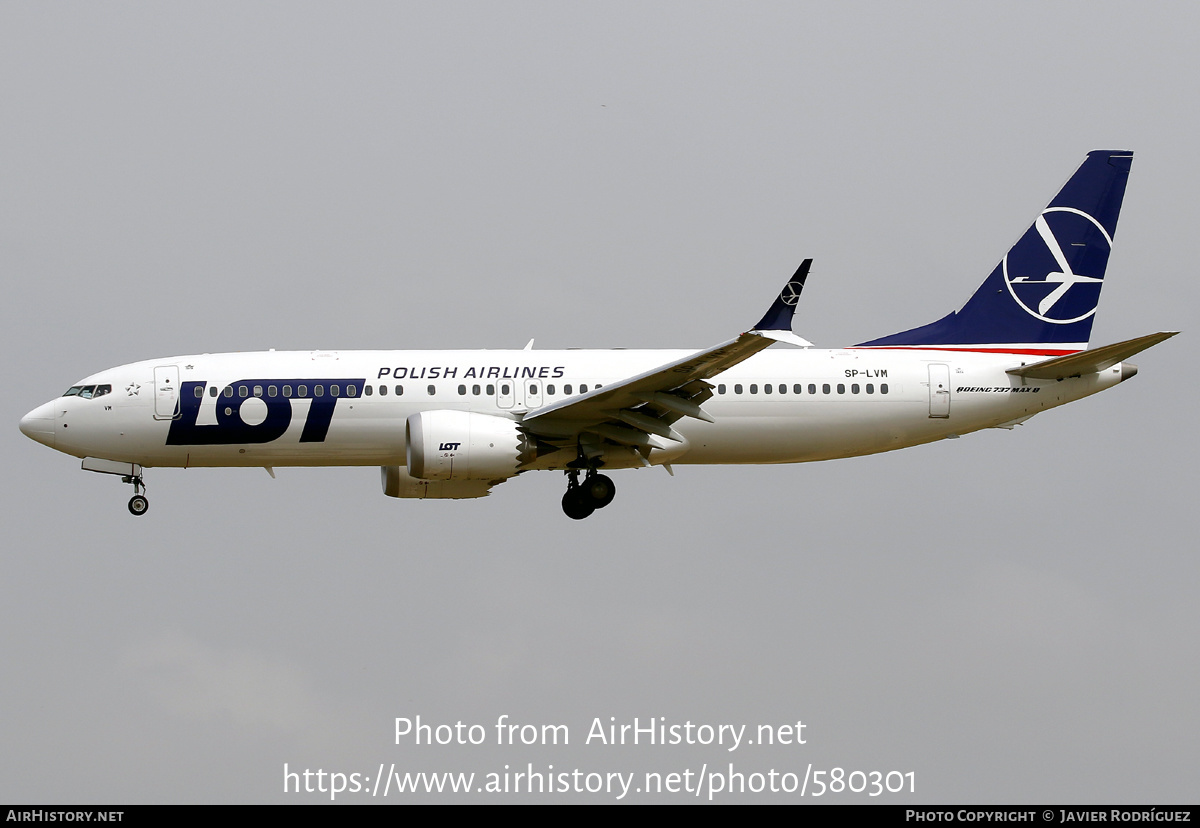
[856,151,1132,349]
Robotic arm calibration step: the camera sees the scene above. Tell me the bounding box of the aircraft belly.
[678,402,929,464]
[106,409,407,468]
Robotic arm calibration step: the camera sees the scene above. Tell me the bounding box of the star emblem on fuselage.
[126,382,141,396]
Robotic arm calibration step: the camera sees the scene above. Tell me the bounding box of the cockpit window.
[64,384,113,399]
[63,384,113,400]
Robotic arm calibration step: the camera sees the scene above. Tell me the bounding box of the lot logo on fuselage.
[1002,207,1112,325]
[166,379,365,445]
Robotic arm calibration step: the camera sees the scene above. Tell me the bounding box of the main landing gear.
[561,469,616,520]
[123,473,149,516]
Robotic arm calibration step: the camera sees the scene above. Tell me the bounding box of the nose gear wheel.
[122,474,149,517]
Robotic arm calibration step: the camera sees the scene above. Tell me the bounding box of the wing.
[519,261,813,461]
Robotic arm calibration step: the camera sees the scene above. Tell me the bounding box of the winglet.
[753,259,812,332]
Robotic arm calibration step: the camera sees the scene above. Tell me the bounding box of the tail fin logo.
[1002,207,1113,325]
[780,281,805,306]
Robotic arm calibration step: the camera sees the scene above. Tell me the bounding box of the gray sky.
[3,2,1196,803]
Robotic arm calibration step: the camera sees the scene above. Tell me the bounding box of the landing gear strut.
[123,474,149,516]
[561,469,616,519]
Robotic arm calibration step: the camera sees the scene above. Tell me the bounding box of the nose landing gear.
[123,474,149,516]
[561,469,616,519]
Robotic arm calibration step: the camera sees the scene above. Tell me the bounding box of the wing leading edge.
[519,261,813,461]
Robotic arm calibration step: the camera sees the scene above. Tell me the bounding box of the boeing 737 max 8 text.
[19,151,1177,518]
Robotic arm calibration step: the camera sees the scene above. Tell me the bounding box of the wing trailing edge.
[520,260,816,453]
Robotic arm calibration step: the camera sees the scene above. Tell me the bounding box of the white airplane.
[20,151,1176,519]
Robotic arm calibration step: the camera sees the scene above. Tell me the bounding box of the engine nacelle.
[380,465,494,499]
[406,410,525,481]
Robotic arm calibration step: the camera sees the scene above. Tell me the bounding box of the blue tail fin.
[856,151,1132,355]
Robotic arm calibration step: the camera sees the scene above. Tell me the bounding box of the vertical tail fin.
[856,150,1132,355]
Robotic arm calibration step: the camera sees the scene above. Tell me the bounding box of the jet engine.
[405,410,528,481]
[380,465,494,499]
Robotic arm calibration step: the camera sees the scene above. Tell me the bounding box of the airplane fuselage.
[22,347,1125,472]
[18,152,1164,518]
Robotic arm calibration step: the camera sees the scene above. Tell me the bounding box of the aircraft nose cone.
[19,403,56,448]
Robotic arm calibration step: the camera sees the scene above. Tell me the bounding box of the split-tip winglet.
[750,259,814,346]
[753,259,812,332]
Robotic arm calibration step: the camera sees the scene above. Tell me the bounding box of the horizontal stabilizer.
[1007,331,1178,380]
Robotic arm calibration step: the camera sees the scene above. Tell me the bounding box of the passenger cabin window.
[365,385,373,396]
[427,385,436,396]
[194,386,203,398]
[808,384,817,394]
[717,384,726,395]
[314,385,324,397]
[253,385,263,397]
[881,383,889,394]
[458,385,467,396]
[395,385,404,396]
[486,384,495,395]
[283,385,293,397]
[794,384,803,394]
[473,384,481,395]
[734,384,743,394]
[209,386,218,397]
[330,384,339,396]
[547,384,555,395]
[238,385,248,398]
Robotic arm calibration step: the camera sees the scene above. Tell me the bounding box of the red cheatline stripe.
[848,346,1081,356]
